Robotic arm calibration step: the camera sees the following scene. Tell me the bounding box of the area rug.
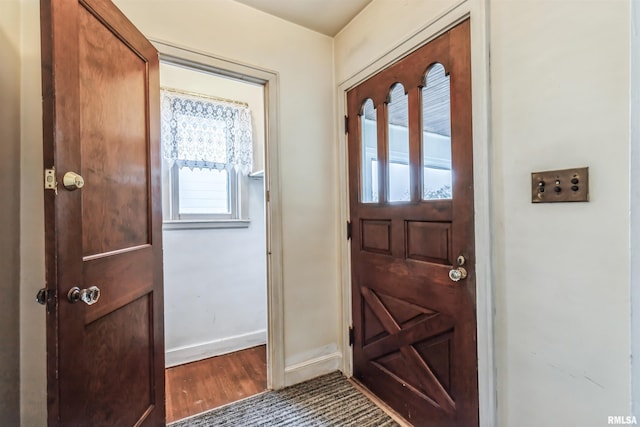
[169,371,399,426]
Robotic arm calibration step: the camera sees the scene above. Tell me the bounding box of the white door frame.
[336,1,496,425]
[630,0,640,418]
[151,40,286,390]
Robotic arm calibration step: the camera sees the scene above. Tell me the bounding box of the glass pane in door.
[361,98,378,203]
[387,83,410,202]
[422,63,452,200]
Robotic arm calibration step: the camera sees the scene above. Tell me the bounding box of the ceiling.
[233,0,373,36]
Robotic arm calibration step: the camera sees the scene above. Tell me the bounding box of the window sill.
[163,219,251,230]
[249,170,264,179]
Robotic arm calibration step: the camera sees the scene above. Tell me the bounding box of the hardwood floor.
[165,345,267,423]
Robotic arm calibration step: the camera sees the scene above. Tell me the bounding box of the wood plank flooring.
[166,345,267,423]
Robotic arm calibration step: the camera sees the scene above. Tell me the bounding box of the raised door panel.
[79,3,150,257]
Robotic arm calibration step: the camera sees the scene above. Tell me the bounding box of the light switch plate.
[531,167,589,203]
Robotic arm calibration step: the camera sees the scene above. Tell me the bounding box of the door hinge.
[44,167,57,194]
[348,326,355,346]
[346,220,352,240]
[344,115,349,134]
[266,190,270,203]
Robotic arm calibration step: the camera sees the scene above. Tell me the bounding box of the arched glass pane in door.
[422,63,452,200]
[387,83,410,202]
[361,98,378,203]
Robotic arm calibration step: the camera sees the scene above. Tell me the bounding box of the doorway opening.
[157,56,272,423]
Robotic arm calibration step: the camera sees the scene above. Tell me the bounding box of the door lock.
[449,255,468,282]
[448,267,468,282]
[68,286,101,305]
[62,171,85,191]
[36,288,48,305]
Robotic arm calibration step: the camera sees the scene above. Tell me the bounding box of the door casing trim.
[630,0,640,417]
[151,40,286,390]
[336,1,496,426]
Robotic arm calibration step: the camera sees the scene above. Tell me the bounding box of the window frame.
[163,164,250,229]
[169,163,239,220]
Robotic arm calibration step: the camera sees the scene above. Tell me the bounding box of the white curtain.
[161,89,253,174]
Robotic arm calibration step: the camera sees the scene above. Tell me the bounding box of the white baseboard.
[165,330,267,368]
[283,352,342,387]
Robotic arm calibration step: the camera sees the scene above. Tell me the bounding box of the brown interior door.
[41,0,165,425]
[348,20,477,427]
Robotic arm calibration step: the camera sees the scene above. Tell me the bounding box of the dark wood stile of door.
[347,20,477,427]
[41,0,165,425]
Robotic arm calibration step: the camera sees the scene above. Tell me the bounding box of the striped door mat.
[169,371,400,426]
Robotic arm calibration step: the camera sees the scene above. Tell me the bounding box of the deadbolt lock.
[63,172,85,191]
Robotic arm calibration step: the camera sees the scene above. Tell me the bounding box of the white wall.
[115,0,341,383]
[18,0,47,425]
[160,63,268,367]
[0,1,22,424]
[491,2,630,425]
[164,177,267,367]
[336,0,632,426]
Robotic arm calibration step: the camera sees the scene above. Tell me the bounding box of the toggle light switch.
[531,167,589,203]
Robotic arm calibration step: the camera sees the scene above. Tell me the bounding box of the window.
[172,166,237,219]
[161,88,253,226]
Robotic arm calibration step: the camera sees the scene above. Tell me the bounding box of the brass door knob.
[63,171,85,190]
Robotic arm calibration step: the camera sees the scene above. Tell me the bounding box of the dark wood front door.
[41,0,165,425]
[348,20,477,427]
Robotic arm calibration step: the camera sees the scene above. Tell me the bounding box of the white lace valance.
[161,89,253,174]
